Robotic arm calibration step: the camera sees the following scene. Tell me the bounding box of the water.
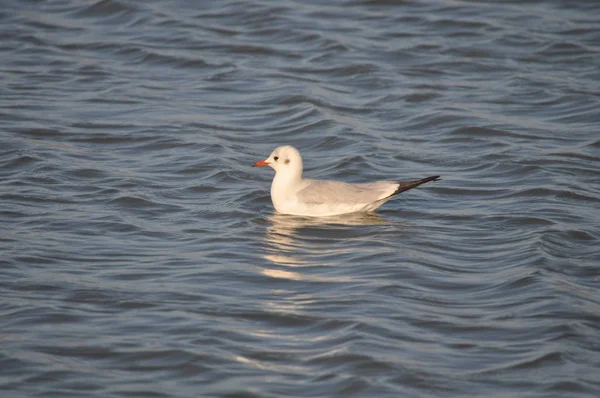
[1,0,599,397]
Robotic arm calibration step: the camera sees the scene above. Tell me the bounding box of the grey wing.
[296,180,395,205]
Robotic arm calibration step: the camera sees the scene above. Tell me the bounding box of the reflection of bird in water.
[252,145,439,216]
[263,213,391,276]
[267,212,389,239]
[260,214,404,317]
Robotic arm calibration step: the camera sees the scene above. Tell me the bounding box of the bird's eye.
[274,156,279,161]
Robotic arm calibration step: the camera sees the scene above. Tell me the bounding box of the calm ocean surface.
[1,0,599,397]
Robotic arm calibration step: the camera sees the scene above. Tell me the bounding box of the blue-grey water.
[1,1,600,397]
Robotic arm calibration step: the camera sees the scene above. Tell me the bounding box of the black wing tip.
[424,175,441,183]
[391,175,441,196]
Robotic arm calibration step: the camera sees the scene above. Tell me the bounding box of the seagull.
[252,145,439,217]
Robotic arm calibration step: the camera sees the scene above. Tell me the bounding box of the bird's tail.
[391,175,440,196]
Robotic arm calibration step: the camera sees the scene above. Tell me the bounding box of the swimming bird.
[252,145,439,217]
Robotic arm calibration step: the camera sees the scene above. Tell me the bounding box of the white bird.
[252,145,439,217]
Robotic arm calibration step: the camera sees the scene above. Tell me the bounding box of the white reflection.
[262,268,303,280]
[263,212,389,271]
[259,213,394,319]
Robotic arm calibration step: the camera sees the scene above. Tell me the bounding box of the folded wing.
[297,176,440,206]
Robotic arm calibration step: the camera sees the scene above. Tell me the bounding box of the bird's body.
[272,178,406,217]
[252,145,439,217]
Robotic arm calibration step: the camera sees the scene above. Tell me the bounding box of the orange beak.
[252,159,270,167]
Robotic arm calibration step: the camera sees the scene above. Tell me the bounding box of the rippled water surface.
[2,0,600,397]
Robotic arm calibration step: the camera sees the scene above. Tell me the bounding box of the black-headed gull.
[252,145,440,217]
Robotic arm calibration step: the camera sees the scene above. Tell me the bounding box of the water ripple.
[1,0,600,396]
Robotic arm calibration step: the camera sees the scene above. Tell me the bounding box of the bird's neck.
[273,170,302,187]
[271,170,302,199]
